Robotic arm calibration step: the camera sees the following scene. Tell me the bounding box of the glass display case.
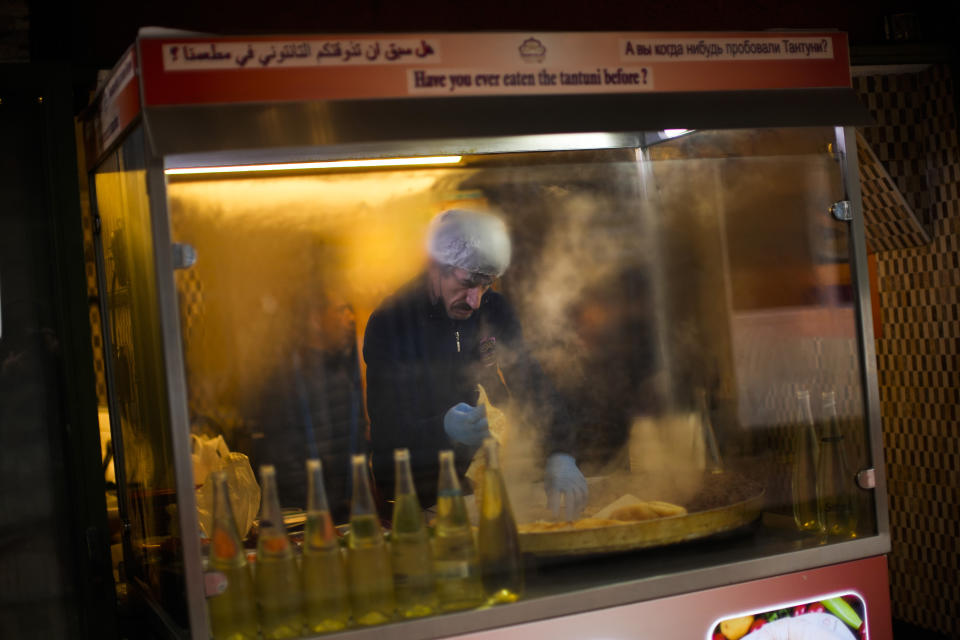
[83,30,890,640]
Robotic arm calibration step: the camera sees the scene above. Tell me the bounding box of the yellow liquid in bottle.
[391,492,437,618]
[302,544,351,633]
[392,531,437,618]
[208,561,258,640]
[791,392,821,532]
[792,430,820,532]
[433,494,483,611]
[816,393,858,539]
[479,467,523,603]
[255,554,303,639]
[302,461,350,632]
[817,436,858,538]
[347,514,395,626]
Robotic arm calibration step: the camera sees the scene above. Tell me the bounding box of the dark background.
[11,0,960,109]
[2,1,958,639]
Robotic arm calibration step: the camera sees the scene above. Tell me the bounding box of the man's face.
[435,266,494,320]
[308,294,356,353]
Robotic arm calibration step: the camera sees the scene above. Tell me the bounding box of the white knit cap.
[426,209,512,277]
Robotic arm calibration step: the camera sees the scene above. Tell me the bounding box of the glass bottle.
[791,390,820,531]
[302,459,351,633]
[207,470,259,640]
[346,453,395,626]
[255,465,303,639]
[816,391,857,538]
[478,438,523,604]
[391,449,438,618]
[432,450,484,611]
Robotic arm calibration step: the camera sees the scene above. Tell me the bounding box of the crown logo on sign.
[518,38,546,63]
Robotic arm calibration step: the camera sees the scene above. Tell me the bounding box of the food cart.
[83,28,892,640]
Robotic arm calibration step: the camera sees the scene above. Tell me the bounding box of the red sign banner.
[135,31,851,107]
[83,45,141,169]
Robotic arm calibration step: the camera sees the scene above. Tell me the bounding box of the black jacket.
[362,275,573,510]
[250,345,366,522]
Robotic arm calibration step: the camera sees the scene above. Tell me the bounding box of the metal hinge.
[830,200,853,222]
[856,468,876,490]
[826,143,843,163]
[172,243,197,270]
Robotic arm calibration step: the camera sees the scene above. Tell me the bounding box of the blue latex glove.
[544,453,588,521]
[443,402,490,447]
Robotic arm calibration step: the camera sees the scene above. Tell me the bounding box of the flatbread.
[646,500,688,518]
[518,520,571,533]
[571,517,625,530]
[518,518,624,533]
[593,494,643,519]
[478,383,508,443]
[465,384,508,491]
[517,497,688,533]
[610,502,660,521]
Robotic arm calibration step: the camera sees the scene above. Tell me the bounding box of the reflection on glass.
[162,129,876,616]
[208,471,258,640]
[817,391,857,539]
[95,128,184,624]
[791,390,820,532]
[391,449,437,618]
[478,438,523,604]
[302,459,351,632]
[255,465,302,638]
[346,454,394,625]
[433,450,483,611]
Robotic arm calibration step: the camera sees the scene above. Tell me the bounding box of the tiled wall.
[76,127,109,407]
[857,130,930,252]
[854,65,960,638]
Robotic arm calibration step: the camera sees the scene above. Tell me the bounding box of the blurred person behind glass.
[250,288,367,523]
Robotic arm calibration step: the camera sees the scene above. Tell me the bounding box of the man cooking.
[363,208,588,520]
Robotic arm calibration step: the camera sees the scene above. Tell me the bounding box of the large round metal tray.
[516,471,764,556]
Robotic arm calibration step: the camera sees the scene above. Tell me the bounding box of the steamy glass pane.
[167,129,875,589]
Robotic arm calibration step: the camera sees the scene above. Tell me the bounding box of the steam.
[512,190,623,385]
[463,162,684,516]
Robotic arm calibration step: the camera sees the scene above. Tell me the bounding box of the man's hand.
[544,453,588,521]
[443,403,490,447]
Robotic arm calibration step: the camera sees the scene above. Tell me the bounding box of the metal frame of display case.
[836,125,890,542]
[86,31,891,640]
[150,130,887,640]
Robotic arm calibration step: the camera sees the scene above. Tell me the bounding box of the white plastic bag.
[192,434,260,539]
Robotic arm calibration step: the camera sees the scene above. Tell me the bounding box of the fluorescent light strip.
[165,155,463,175]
